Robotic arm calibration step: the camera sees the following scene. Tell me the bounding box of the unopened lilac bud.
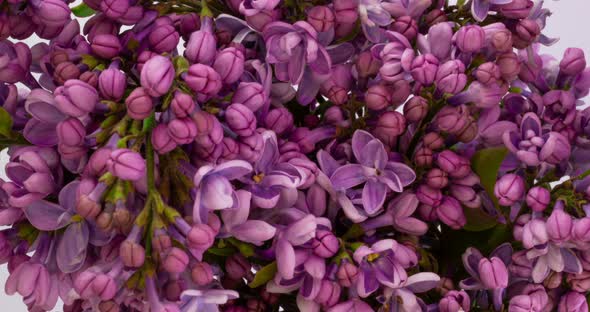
[324,106,345,126]
[246,9,279,32]
[336,261,358,287]
[560,48,586,76]
[333,0,358,23]
[423,132,444,150]
[168,118,197,145]
[494,174,525,206]
[238,132,264,162]
[497,52,521,82]
[479,257,509,289]
[455,25,485,53]
[213,47,245,84]
[498,0,533,19]
[425,9,447,26]
[93,274,117,300]
[513,19,540,49]
[355,51,381,79]
[99,68,126,101]
[558,292,588,312]
[233,82,266,112]
[374,111,406,146]
[98,301,119,312]
[80,71,99,88]
[365,84,391,110]
[315,280,341,307]
[456,117,478,143]
[414,147,433,167]
[436,106,467,134]
[546,207,573,242]
[426,168,448,189]
[388,16,417,40]
[390,79,411,106]
[192,262,214,286]
[179,13,200,38]
[149,24,180,53]
[475,62,502,85]
[57,118,86,146]
[125,87,153,120]
[76,195,101,220]
[265,108,293,135]
[141,55,175,97]
[526,187,550,212]
[120,240,145,267]
[312,230,339,258]
[226,103,256,137]
[566,272,590,292]
[100,0,130,19]
[411,54,439,85]
[171,92,195,118]
[107,149,146,181]
[417,184,443,207]
[491,29,513,53]
[436,60,467,95]
[163,247,189,273]
[308,6,335,33]
[436,196,465,229]
[55,79,98,117]
[225,254,250,280]
[30,0,71,28]
[91,34,121,59]
[439,290,470,312]
[404,96,428,122]
[54,62,81,85]
[436,150,470,178]
[185,26,217,65]
[184,64,222,96]
[187,224,216,250]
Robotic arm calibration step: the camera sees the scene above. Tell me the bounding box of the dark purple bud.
[57,118,85,146]
[307,6,335,33]
[168,117,198,145]
[435,106,468,134]
[560,48,586,76]
[374,111,406,146]
[141,55,175,97]
[226,103,256,137]
[513,19,540,49]
[149,24,180,53]
[265,107,293,135]
[567,272,590,293]
[424,9,447,26]
[30,0,71,28]
[80,71,99,88]
[365,84,391,111]
[417,184,443,207]
[100,0,130,19]
[324,106,346,126]
[498,0,534,19]
[221,137,239,160]
[179,13,201,38]
[414,147,433,167]
[171,92,195,118]
[423,132,444,150]
[0,42,31,84]
[436,196,466,229]
[126,87,153,120]
[213,47,245,84]
[98,68,126,101]
[526,187,550,212]
[193,111,223,146]
[185,26,217,65]
[494,174,525,206]
[411,54,439,85]
[436,150,470,178]
[184,64,222,96]
[55,79,98,117]
[426,168,448,189]
[225,254,251,280]
[91,34,121,59]
[455,25,485,53]
[107,149,146,181]
[390,16,418,40]
[404,96,428,122]
[355,51,381,78]
[54,62,81,85]
[390,79,411,107]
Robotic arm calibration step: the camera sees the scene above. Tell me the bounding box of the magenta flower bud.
[522,219,548,249]
[560,48,586,76]
[221,137,239,160]
[315,280,341,307]
[436,106,468,134]
[365,84,391,111]
[185,24,217,64]
[56,118,86,147]
[411,54,439,85]
[436,196,466,229]
[333,0,358,23]
[225,254,250,280]
[149,24,180,53]
[184,64,222,96]
[374,111,406,146]
[213,47,245,84]
[163,247,189,273]
[92,274,117,300]
[30,0,71,28]
[168,118,198,145]
[475,62,502,85]
[171,92,195,118]
[439,290,470,312]
[141,55,175,97]
[526,187,550,212]
[265,108,293,135]
[497,52,521,82]
[125,87,153,120]
[55,79,99,117]
[312,230,339,258]
[513,19,540,49]
[179,13,200,38]
[498,0,533,19]
[436,150,470,178]
[238,132,264,162]
[436,60,467,95]
[307,6,335,33]
[494,174,525,206]
[91,34,121,59]
[191,262,214,286]
[546,206,573,242]
[355,51,381,78]
[417,184,443,207]
[100,0,130,19]
[567,272,590,293]
[245,9,279,32]
[336,261,358,287]
[455,25,485,53]
[324,106,345,126]
[98,68,126,101]
[390,79,411,106]
[491,29,513,53]
[0,15,8,41]
[225,103,256,137]
[54,62,81,85]
[414,147,433,167]
[478,257,509,289]
[120,240,145,267]
[404,96,428,122]
[187,223,216,250]
[423,132,444,150]
[233,82,266,112]
[558,292,588,312]
[425,9,447,26]
[573,218,590,242]
[390,16,418,40]
[98,301,119,312]
[80,71,99,88]
[426,168,448,189]
[107,149,146,181]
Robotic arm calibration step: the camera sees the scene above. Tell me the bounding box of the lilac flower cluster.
[0,0,590,311]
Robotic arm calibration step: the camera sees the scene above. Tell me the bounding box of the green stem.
[146,131,156,192]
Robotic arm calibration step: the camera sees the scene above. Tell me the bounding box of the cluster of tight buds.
[1,0,590,311]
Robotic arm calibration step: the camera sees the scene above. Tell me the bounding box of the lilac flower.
[381,272,441,311]
[267,249,326,302]
[329,130,415,216]
[274,214,318,279]
[358,0,393,43]
[220,190,276,245]
[381,0,432,19]
[472,0,514,22]
[179,288,239,311]
[192,160,253,224]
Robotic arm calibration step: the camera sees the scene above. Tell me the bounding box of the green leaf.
[462,206,498,232]
[173,56,190,77]
[249,262,277,288]
[227,238,255,258]
[471,147,508,208]
[71,3,96,17]
[0,107,13,138]
[457,0,466,8]
[206,247,236,257]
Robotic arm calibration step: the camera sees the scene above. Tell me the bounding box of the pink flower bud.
[57,118,86,146]
[140,55,175,97]
[149,24,180,53]
[494,174,525,206]
[125,87,153,120]
[225,103,256,137]
[91,34,121,59]
[163,247,190,273]
[191,262,214,286]
[184,64,222,96]
[107,149,146,181]
[120,240,145,267]
[168,118,198,145]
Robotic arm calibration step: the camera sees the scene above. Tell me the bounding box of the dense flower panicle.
[1,0,590,311]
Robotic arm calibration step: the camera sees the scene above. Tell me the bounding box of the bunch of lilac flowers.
[1,0,590,311]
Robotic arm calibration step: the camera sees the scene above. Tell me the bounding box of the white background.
[0,0,588,310]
